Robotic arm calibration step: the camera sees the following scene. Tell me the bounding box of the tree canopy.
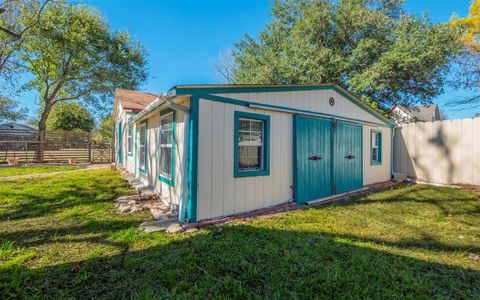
[448,0,479,111]
[46,102,95,132]
[15,0,147,160]
[94,115,114,143]
[21,1,147,111]
[227,0,461,110]
[0,96,27,122]
[452,0,480,52]
[0,0,50,77]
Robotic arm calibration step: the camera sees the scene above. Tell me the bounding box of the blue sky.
[15,0,476,120]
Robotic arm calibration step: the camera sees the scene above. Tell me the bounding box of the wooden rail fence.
[0,130,112,163]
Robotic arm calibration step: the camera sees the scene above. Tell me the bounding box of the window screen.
[160,112,174,179]
[238,118,264,170]
[139,124,146,170]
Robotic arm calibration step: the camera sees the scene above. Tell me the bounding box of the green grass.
[0,170,479,299]
[0,165,85,177]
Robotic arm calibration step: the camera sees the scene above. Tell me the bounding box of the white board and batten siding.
[115,102,134,173]
[124,116,136,174]
[196,89,392,221]
[135,103,188,213]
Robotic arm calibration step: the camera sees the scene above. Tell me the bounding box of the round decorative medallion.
[329,97,335,106]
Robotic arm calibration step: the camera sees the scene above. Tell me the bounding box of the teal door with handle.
[294,115,333,203]
[334,121,363,194]
[294,116,363,203]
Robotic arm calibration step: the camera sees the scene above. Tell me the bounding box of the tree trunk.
[35,101,53,162]
[0,52,7,72]
[35,78,64,162]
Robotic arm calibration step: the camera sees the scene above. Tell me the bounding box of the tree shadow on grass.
[1,225,479,299]
[0,219,142,248]
[329,183,480,217]
[1,177,480,298]
[0,175,135,221]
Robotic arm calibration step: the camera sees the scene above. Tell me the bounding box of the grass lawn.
[0,165,85,177]
[0,170,479,299]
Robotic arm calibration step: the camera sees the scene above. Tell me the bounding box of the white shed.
[114,84,395,223]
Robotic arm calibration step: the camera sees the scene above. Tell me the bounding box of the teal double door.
[294,115,362,203]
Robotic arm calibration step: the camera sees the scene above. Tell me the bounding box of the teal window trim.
[127,123,133,156]
[234,111,270,178]
[187,96,199,222]
[370,129,382,165]
[158,108,176,186]
[139,121,148,173]
[117,121,123,164]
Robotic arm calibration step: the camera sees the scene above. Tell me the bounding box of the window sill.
[234,169,270,178]
[158,175,174,186]
[370,161,382,166]
[127,153,133,157]
[139,167,147,174]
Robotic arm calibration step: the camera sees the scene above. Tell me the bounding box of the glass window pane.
[140,145,145,167]
[239,146,261,169]
[250,132,262,144]
[236,116,267,172]
[161,113,173,124]
[160,113,173,145]
[238,132,250,143]
[239,120,249,131]
[160,146,172,177]
[250,121,263,132]
[160,113,174,178]
[161,130,172,145]
[140,126,146,145]
[161,122,172,131]
[139,125,147,168]
[372,150,377,161]
[161,119,172,130]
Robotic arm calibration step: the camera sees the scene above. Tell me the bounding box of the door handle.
[308,155,323,161]
[344,155,355,160]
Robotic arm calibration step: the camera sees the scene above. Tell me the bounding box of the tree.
[439,108,449,120]
[94,115,113,143]
[19,1,147,161]
[0,0,50,73]
[447,0,479,110]
[212,50,236,83]
[0,95,27,122]
[225,0,461,111]
[0,0,50,39]
[46,102,94,132]
[25,116,38,128]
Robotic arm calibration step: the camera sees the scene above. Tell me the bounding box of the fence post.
[88,143,92,162]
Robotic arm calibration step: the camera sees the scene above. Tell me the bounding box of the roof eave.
[153,84,396,127]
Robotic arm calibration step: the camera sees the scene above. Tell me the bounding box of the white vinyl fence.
[393,117,480,185]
